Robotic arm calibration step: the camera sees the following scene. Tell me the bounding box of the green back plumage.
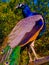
[9,46,21,65]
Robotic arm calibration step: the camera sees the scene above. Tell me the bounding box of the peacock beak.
[15,4,22,9]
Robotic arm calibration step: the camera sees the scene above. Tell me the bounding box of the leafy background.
[0,0,49,65]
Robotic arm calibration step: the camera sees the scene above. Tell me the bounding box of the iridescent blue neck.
[21,4,38,17]
[21,4,46,38]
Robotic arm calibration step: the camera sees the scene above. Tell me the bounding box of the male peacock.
[0,4,46,65]
[16,3,46,38]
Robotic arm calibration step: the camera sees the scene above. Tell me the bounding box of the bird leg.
[28,51,33,62]
[30,41,38,59]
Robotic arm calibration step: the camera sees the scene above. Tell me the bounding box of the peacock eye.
[2,50,4,53]
[4,61,9,65]
[6,61,8,64]
[0,50,4,55]
[2,50,4,52]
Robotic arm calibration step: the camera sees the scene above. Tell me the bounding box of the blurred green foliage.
[0,0,49,65]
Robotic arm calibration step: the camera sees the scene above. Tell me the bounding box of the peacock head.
[15,3,25,9]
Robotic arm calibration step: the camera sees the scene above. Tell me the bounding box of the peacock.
[0,3,46,65]
[16,3,46,38]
